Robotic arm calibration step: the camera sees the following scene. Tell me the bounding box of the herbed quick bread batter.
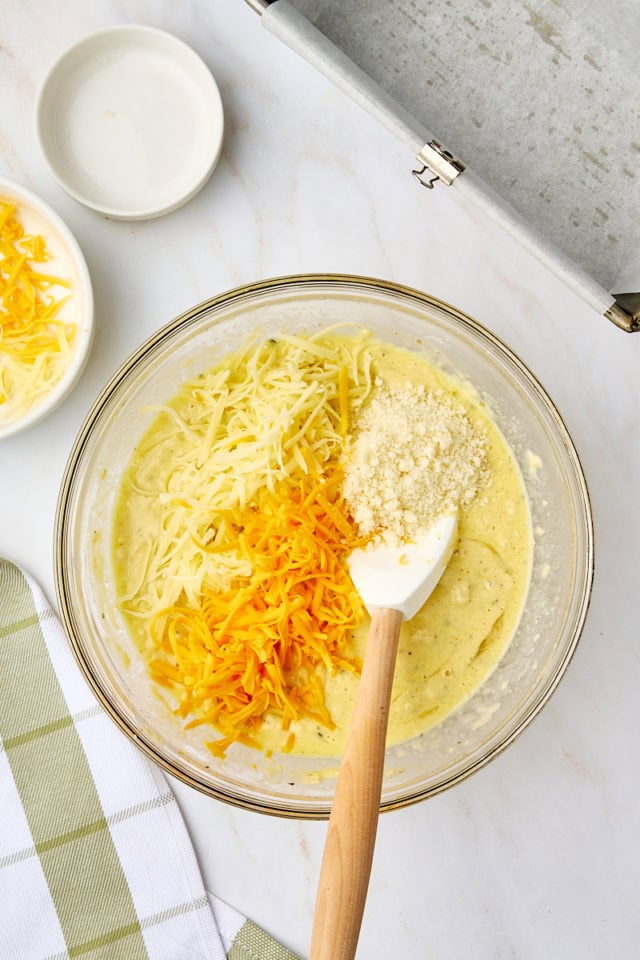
[113,329,532,758]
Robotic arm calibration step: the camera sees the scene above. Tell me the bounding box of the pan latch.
[605,294,640,333]
[412,140,465,189]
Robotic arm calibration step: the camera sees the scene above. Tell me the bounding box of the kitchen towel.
[0,559,300,960]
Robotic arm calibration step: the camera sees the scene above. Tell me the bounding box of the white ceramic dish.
[35,25,224,220]
[0,178,93,440]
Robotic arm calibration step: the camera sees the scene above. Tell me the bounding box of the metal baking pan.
[247,0,640,332]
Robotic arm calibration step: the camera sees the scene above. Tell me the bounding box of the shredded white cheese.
[117,330,375,620]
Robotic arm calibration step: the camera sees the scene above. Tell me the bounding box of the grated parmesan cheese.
[342,382,488,544]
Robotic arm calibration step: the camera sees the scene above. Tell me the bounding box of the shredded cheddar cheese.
[0,198,75,423]
[148,471,367,756]
[115,330,376,756]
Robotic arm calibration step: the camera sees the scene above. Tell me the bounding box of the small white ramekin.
[34,25,224,220]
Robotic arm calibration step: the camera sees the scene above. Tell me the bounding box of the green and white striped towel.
[0,559,300,960]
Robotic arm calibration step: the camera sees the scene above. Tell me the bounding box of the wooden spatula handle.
[310,606,403,960]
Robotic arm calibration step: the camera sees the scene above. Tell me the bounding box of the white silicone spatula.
[310,513,458,960]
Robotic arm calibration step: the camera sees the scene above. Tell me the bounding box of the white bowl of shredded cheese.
[0,178,93,439]
[55,276,593,817]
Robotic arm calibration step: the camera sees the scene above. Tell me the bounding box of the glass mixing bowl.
[55,275,593,818]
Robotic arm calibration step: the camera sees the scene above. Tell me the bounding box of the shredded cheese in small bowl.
[0,178,93,439]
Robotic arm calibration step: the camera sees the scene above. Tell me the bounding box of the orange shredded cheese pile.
[0,198,75,422]
[147,470,366,757]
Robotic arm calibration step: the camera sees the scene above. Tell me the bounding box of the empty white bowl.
[35,25,224,220]
[0,177,93,440]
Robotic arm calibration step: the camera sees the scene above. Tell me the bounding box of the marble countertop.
[1,2,638,957]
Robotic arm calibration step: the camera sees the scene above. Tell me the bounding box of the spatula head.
[348,514,458,621]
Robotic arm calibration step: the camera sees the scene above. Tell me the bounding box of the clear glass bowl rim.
[54,273,595,818]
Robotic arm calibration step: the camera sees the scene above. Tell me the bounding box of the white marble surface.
[1,3,639,958]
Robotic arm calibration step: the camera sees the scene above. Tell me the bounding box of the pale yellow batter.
[114,332,532,758]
